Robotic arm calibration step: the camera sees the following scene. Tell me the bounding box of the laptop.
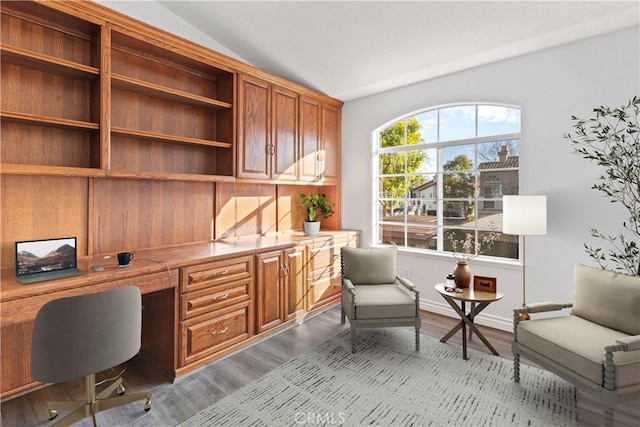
[15,237,85,284]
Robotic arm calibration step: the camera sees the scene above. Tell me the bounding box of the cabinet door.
[284,245,306,320]
[321,103,341,183]
[255,250,284,333]
[299,96,321,182]
[237,74,270,180]
[272,85,298,181]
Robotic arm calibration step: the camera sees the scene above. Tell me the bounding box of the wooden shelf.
[106,169,236,183]
[1,110,99,131]
[111,74,232,110]
[111,127,232,149]
[0,163,104,177]
[0,44,99,80]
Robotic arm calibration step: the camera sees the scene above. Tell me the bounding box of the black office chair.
[31,286,152,426]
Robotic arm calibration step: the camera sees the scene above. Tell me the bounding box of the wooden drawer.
[308,236,351,279]
[180,255,253,294]
[180,301,252,366]
[308,270,342,311]
[180,278,251,320]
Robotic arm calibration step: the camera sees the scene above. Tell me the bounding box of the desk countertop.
[1,231,356,303]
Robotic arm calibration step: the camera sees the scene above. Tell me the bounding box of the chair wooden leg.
[415,328,420,351]
[513,351,521,382]
[341,305,346,325]
[604,407,614,427]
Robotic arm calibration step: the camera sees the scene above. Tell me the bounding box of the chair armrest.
[342,278,356,297]
[515,302,573,314]
[397,277,420,316]
[396,277,418,293]
[513,302,573,338]
[612,335,640,352]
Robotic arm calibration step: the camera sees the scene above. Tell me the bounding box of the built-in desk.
[0,231,358,400]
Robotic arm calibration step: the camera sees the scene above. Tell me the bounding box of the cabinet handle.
[214,269,229,276]
[212,327,228,335]
[281,265,290,276]
[213,293,229,300]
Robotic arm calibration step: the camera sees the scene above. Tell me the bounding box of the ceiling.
[157,1,639,102]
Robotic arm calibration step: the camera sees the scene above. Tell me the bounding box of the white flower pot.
[303,221,321,237]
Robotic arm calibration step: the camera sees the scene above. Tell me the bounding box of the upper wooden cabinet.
[238,76,340,184]
[237,74,299,182]
[320,102,341,184]
[299,96,340,184]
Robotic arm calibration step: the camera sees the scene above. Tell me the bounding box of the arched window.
[374,104,520,260]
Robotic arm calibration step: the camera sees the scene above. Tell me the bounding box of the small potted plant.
[300,192,335,237]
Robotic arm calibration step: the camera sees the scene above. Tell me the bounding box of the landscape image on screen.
[16,239,76,275]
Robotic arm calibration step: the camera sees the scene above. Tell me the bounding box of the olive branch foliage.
[563,96,640,276]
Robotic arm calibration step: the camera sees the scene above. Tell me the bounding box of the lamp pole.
[503,195,547,321]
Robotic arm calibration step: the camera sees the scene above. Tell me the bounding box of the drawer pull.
[213,293,229,300]
[214,269,229,276]
[212,327,228,335]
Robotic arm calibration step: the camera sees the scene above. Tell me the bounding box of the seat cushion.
[341,246,397,285]
[517,315,640,390]
[572,263,640,335]
[351,284,416,319]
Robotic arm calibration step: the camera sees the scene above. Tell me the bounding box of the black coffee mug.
[117,252,134,266]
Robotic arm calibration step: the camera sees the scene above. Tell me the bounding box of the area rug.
[178,328,577,426]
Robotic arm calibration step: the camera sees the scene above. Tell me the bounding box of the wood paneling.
[277,184,340,232]
[0,175,88,269]
[92,178,214,253]
[215,183,277,238]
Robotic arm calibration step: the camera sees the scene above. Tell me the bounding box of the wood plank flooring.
[2,307,638,426]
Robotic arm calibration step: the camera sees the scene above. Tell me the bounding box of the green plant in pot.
[300,192,335,237]
[564,96,639,276]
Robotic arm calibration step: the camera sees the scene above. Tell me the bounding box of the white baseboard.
[420,298,512,333]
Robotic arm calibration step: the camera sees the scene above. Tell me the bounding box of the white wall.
[342,27,640,331]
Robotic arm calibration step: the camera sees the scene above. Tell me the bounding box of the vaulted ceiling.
[144,1,638,101]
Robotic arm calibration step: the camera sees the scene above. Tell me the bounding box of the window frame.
[373,103,521,262]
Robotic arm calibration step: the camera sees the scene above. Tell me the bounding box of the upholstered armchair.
[340,246,421,353]
[512,263,640,427]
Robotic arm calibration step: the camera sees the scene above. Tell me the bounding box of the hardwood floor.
[2,307,638,426]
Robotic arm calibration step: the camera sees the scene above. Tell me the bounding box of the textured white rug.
[178,328,577,426]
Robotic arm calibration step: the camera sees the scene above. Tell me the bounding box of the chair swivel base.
[46,374,151,427]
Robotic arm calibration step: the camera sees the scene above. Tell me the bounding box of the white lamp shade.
[503,195,547,235]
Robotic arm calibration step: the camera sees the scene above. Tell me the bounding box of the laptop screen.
[15,237,78,277]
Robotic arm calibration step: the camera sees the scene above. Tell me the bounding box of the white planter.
[303,221,321,237]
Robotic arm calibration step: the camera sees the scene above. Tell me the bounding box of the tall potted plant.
[564,96,639,276]
[300,192,335,237]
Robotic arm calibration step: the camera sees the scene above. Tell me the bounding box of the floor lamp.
[503,195,547,321]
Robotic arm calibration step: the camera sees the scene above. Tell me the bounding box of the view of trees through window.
[376,104,520,260]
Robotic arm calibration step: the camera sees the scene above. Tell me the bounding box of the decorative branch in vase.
[447,225,500,288]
